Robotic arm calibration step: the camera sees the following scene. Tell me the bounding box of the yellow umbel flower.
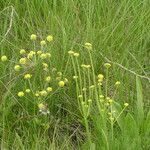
[38,103,45,109]
[35,91,40,97]
[42,63,48,68]
[124,103,129,107]
[84,42,92,50]
[104,63,111,68]
[19,58,27,65]
[58,81,65,87]
[45,76,51,82]
[98,74,104,82]
[14,65,21,71]
[1,55,8,62]
[40,53,47,59]
[46,35,53,42]
[30,34,37,40]
[73,53,80,57]
[40,90,47,96]
[37,50,42,55]
[18,91,25,97]
[24,74,32,79]
[115,81,121,86]
[25,89,31,93]
[46,87,53,92]
[20,49,26,55]
[46,53,51,58]
[68,50,74,55]
[40,40,46,46]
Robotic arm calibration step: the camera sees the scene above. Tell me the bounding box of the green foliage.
[0,0,150,149]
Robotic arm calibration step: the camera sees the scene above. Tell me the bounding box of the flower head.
[40,90,47,96]
[1,55,8,62]
[104,63,111,69]
[14,65,21,71]
[18,91,25,97]
[19,58,27,65]
[115,81,121,86]
[20,49,26,55]
[25,89,31,93]
[40,40,46,46]
[24,74,32,79]
[40,53,47,59]
[84,42,92,50]
[45,76,51,82]
[124,103,129,107]
[30,34,37,40]
[46,87,53,92]
[58,81,65,87]
[46,35,53,42]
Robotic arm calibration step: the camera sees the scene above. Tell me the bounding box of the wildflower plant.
[67,42,130,146]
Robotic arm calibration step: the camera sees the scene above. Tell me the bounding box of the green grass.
[0,0,150,149]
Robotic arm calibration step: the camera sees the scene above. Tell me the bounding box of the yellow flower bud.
[19,58,27,65]
[24,74,32,79]
[30,34,37,40]
[40,53,47,59]
[20,49,26,55]
[18,91,25,97]
[46,87,53,92]
[40,90,47,96]
[58,81,65,87]
[37,50,42,55]
[25,89,31,93]
[115,81,121,86]
[104,63,111,68]
[124,103,129,107]
[14,65,21,71]
[46,35,53,42]
[45,76,51,82]
[40,40,46,46]
[84,42,92,50]
[1,55,8,62]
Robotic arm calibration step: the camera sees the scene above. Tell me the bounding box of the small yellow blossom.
[40,90,47,96]
[14,65,21,71]
[18,91,25,97]
[19,58,27,65]
[46,35,53,42]
[73,53,79,57]
[57,72,62,76]
[124,103,129,107]
[45,76,51,82]
[35,91,40,97]
[20,49,26,55]
[40,53,47,59]
[40,40,46,46]
[25,89,31,93]
[58,81,65,87]
[42,63,48,68]
[68,50,74,55]
[115,81,121,86]
[30,34,37,40]
[104,63,111,68]
[37,50,42,55]
[24,74,32,79]
[84,42,92,50]
[1,55,8,62]
[98,74,104,82]
[46,53,51,58]
[46,87,53,92]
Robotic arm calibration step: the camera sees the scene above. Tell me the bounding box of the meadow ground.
[0,0,150,150]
